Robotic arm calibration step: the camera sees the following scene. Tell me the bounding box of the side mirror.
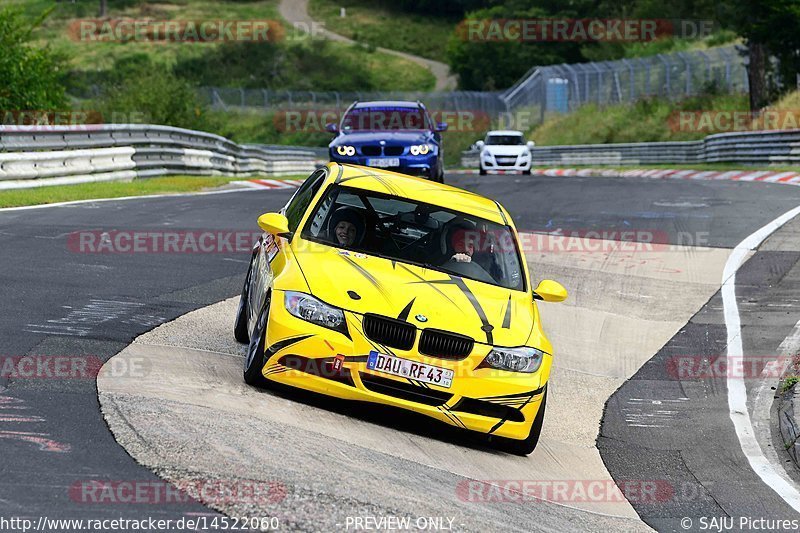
[325,123,339,133]
[258,212,291,238]
[527,141,535,150]
[533,279,567,303]
[475,140,485,150]
[435,122,448,132]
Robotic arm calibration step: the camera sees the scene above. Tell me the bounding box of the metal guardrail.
[461,129,800,168]
[0,124,322,189]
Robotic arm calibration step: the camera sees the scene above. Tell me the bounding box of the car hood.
[330,131,432,146]
[483,146,528,156]
[292,240,533,346]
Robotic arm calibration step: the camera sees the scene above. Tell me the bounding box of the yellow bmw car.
[234,163,566,455]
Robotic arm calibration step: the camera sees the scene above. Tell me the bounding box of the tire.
[244,293,270,387]
[479,164,487,176]
[436,162,445,183]
[491,387,547,456]
[522,169,531,175]
[233,250,257,344]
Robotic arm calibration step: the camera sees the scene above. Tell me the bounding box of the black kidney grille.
[363,314,416,350]
[360,145,382,156]
[383,146,404,156]
[419,329,474,360]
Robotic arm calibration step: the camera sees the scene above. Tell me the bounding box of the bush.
[0,7,67,112]
[98,55,216,131]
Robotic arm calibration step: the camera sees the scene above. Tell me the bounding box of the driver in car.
[328,206,366,247]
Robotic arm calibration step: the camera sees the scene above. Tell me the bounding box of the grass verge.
[0,175,303,208]
[308,0,456,62]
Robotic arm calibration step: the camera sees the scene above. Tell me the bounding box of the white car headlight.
[520,151,531,158]
[336,145,356,156]
[284,291,347,333]
[410,144,431,156]
[483,346,545,373]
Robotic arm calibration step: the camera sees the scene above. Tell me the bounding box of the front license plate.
[367,158,400,168]
[367,350,453,388]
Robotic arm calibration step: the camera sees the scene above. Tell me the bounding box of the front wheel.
[522,169,531,175]
[491,388,546,456]
[479,164,487,176]
[234,250,257,343]
[244,294,270,387]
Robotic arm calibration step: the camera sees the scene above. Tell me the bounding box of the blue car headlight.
[410,144,431,156]
[284,291,347,334]
[335,145,356,156]
[483,346,545,373]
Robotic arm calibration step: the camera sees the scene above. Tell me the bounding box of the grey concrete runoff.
[99,229,732,530]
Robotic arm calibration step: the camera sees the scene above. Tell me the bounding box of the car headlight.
[410,144,431,156]
[483,346,545,373]
[520,151,531,158]
[284,291,347,334]
[336,145,356,156]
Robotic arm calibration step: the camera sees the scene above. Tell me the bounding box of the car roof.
[487,130,524,136]
[324,164,509,225]
[352,101,422,109]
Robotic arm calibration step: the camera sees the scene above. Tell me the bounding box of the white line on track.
[723,204,800,512]
[0,187,265,213]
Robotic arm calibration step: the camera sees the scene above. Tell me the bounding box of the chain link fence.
[200,88,509,116]
[500,45,748,120]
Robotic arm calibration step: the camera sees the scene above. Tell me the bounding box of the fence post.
[622,59,635,101]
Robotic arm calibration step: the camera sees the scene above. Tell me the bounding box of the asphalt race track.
[3,173,800,531]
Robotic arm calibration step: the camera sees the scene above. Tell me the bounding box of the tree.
[727,0,800,109]
[0,7,67,113]
[99,0,107,17]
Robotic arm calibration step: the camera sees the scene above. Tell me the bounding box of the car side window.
[285,169,326,232]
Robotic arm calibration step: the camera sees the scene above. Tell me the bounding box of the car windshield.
[342,106,429,131]
[486,135,525,145]
[301,185,526,291]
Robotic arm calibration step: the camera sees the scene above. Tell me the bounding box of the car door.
[247,168,328,332]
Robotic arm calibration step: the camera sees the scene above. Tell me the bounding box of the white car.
[475,130,535,175]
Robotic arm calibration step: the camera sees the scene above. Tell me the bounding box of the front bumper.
[260,291,546,440]
[330,152,438,177]
[481,154,531,172]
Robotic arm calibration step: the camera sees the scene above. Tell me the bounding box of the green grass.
[308,0,457,62]
[529,93,750,146]
[782,376,799,393]
[0,174,303,208]
[528,89,800,147]
[15,0,434,92]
